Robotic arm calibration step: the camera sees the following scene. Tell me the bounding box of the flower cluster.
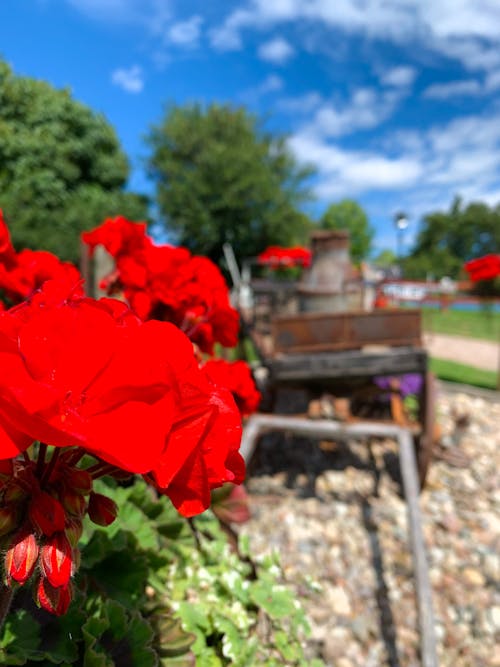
[0,278,244,613]
[464,254,500,282]
[257,245,312,269]
[0,211,82,308]
[82,217,239,354]
[1,454,116,615]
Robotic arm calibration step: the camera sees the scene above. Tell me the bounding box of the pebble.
[239,388,500,666]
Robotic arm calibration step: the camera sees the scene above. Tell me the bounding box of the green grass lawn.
[422,306,500,342]
[429,358,498,390]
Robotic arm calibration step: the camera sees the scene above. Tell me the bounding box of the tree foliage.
[146,103,314,264]
[0,62,147,262]
[318,199,374,263]
[404,196,500,280]
[372,248,397,268]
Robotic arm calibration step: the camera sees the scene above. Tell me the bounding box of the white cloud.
[380,66,417,88]
[289,130,422,199]
[276,91,323,114]
[423,79,482,99]
[298,86,404,139]
[66,0,172,33]
[239,74,284,105]
[166,15,203,48]
[288,110,500,205]
[213,0,500,71]
[485,70,500,91]
[259,74,284,93]
[209,9,248,51]
[258,36,294,64]
[111,65,144,93]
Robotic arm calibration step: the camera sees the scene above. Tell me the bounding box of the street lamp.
[394,212,409,260]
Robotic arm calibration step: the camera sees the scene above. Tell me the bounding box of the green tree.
[403,196,500,280]
[0,62,147,263]
[146,103,314,263]
[318,199,374,263]
[373,248,397,268]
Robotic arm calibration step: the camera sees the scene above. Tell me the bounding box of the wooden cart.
[244,306,436,487]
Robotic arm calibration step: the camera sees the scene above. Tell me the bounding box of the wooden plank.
[272,309,422,355]
[267,347,428,382]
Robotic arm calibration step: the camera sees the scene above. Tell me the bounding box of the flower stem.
[89,464,116,480]
[64,448,87,467]
[36,443,47,478]
[0,585,14,631]
[40,448,61,486]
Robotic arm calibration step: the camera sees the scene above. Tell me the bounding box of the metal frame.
[241,415,438,667]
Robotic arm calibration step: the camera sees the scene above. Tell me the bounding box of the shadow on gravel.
[361,497,402,667]
[249,433,405,666]
[248,431,405,497]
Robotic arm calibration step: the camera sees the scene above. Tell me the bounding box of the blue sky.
[2,0,500,255]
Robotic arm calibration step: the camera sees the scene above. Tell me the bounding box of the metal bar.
[222,242,241,287]
[241,414,438,667]
[399,428,438,667]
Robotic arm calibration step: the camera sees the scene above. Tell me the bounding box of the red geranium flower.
[82,216,149,259]
[149,374,245,517]
[82,218,239,353]
[202,359,261,416]
[0,281,194,472]
[0,211,82,306]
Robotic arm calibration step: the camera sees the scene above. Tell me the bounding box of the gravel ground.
[238,386,500,666]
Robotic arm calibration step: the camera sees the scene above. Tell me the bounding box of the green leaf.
[212,614,241,661]
[82,599,157,667]
[249,582,297,619]
[151,613,195,658]
[274,630,301,662]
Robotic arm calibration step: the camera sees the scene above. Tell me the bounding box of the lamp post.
[394,212,409,260]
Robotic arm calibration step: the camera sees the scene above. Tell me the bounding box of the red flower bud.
[64,517,83,547]
[36,578,72,616]
[0,459,13,488]
[60,490,87,517]
[211,484,251,525]
[5,528,39,585]
[29,491,66,536]
[4,481,29,503]
[40,532,73,587]
[0,505,20,537]
[88,492,118,526]
[64,468,93,495]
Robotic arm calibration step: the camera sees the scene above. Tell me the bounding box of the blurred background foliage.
[0,61,148,263]
[0,59,499,286]
[146,103,315,264]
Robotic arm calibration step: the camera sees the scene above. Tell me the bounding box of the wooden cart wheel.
[416,371,437,489]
